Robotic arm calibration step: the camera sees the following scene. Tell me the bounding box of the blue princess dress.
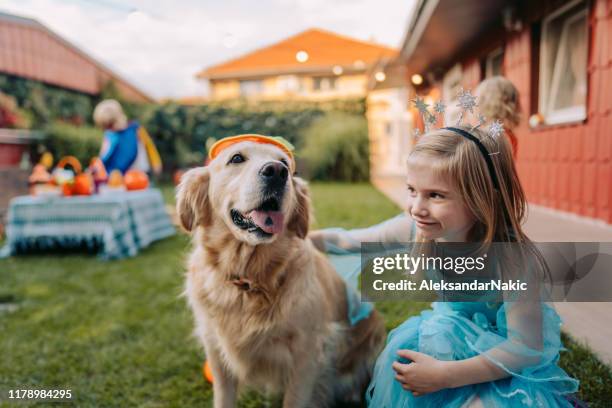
[365,301,579,407]
[320,214,579,408]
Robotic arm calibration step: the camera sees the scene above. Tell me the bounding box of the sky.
[1,0,416,100]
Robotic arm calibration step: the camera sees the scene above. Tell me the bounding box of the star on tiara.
[411,88,505,155]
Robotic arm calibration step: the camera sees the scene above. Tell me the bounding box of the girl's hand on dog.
[392,349,451,396]
[308,231,326,252]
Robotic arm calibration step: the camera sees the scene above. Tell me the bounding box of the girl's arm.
[394,300,544,394]
[448,299,543,388]
[309,213,414,252]
[100,132,119,166]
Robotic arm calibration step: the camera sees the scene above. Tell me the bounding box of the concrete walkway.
[372,175,612,364]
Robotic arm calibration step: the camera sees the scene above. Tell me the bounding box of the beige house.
[197,28,397,101]
[366,59,415,179]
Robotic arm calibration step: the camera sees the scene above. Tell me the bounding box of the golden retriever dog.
[177,137,386,408]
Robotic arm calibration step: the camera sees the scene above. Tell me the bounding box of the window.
[277,75,301,93]
[539,0,588,125]
[442,64,463,125]
[313,77,336,91]
[385,122,393,137]
[485,48,504,78]
[239,80,264,97]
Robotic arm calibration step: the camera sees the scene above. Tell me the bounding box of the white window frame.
[239,79,264,97]
[538,0,588,125]
[313,76,337,92]
[442,64,463,125]
[277,75,300,93]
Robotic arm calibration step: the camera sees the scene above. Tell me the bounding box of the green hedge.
[0,74,95,128]
[141,98,365,172]
[0,75,152,129]
[143,103,319,171]
[39,122,103,166]
[299,112,369,181]
[33,105,369,178]
[0,74,367,175]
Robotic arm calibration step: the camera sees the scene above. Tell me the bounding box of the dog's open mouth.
[231,197,284,236]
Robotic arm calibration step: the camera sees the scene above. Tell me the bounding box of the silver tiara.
[411,88,505,155]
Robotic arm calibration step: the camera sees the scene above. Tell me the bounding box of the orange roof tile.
[198,28,397,79]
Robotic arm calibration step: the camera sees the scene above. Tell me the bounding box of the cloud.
[1,0,415,99]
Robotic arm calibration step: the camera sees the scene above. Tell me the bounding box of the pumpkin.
[124,170,149,191]
[108,170,124,187]
[173,169,185,186]
[72,173,93,196]
[29,164,56,196]
[40,152,54,169]
[89,157,108,182]
[62,182,74,196]
[202,360,214,383]
[29,164,52,185]
[55,156,82,196]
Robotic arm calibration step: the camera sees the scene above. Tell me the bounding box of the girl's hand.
[392,349,452,397]
[308,230,326,252]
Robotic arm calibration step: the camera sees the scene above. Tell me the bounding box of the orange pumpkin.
[89,157,108,182]
[72,173,93,196]
[202,360,214,383]
[173,169,185,186]
[124,170,149,191]
[55,156,82,196]
[62,182,73,196]
[108,170,124,188]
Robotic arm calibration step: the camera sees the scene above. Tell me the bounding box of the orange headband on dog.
[208,134,295,172]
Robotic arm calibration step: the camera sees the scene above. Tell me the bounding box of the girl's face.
[406,156,476,242]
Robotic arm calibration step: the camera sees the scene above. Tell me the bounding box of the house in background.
[0,11,153,224]
[383,0,611,224]
[0,11,153,104]
[197,28,397,101]
[0,10,153,169]
[366,59,414,179]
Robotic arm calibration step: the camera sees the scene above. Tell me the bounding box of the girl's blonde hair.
[475,76,521,129]
[93,99,128,130]
[409,126,551,292]
[409,126,525,244]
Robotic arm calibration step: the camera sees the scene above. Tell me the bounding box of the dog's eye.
[280,159,289,168]
[229,153,245,164]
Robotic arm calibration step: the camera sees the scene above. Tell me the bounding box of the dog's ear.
[176,167,211,232]
[288,177,311,239]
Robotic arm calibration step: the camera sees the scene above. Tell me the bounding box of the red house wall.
[460,0,612,224]
[0,16,152,103]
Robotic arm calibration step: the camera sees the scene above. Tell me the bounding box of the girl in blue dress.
[311,125,579,407]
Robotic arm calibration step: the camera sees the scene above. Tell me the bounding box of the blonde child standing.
[311,125,579,407]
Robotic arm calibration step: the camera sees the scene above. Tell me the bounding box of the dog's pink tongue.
[248,210,284,234]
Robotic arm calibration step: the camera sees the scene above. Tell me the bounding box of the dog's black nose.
[259,162,288,184]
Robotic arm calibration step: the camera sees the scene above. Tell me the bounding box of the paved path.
[372,175,612,364]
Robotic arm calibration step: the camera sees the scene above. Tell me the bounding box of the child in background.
[93,99,162,176]
[310,125,578,407]
[476,76,521,159]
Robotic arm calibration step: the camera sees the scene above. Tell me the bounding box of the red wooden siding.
[0,14,152,102]
[458,0,612,224]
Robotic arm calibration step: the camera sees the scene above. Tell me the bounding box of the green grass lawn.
[1,182,610,407]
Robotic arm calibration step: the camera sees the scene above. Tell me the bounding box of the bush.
[0,74,94,128]
[141,102,328,171]
[40,122,103,166]
[299,112,369,182]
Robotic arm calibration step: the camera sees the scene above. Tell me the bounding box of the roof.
[0,10,154,102]
[399,0,512,78]
[198,28,397,80]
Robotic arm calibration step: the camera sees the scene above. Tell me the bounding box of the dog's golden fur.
[177,142,385,408]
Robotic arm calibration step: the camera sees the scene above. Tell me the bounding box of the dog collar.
[229,275,273,303]
[208,134,295,172]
